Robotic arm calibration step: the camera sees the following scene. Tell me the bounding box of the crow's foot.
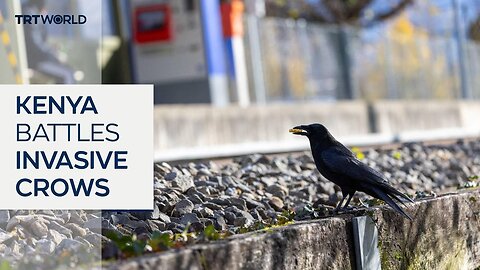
[332,206,362,215]
[341,206,358,211]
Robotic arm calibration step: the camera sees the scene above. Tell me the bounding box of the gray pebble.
[213,216,227,231]
[36,239,55,254]
[172,175,194,193]
[269,197,284,211]
[266,184,289,198]
[165,172,177,181]
[0,211,10,229]
[173,199,194,216]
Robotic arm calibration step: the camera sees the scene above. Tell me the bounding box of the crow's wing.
[321,147,413,219]
[321,147,413,203]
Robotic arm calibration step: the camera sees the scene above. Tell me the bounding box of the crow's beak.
[289,126,308,136]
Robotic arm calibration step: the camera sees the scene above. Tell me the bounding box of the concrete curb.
[107,189,480,270]
[153,101,480,162]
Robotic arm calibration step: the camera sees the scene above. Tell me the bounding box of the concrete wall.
[458,101,480,131]
[108,190,480,270]
[371,101,480,134]
[154,102,369,156]
[153,101,480,161]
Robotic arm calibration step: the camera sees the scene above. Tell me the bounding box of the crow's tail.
[382,184,414,203]
[370,186,413,220]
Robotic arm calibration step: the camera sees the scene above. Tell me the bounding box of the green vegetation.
[0,262,12,270]
[106,210,299,259]
[105,232,149,257]
[392,151,402,160]
[351,147,365,160]
[458,176,479,190]
[363,198,385,207]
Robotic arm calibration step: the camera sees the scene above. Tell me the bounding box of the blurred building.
[101,0,480,103]
[102,0,250,106]
[1,0,480,104]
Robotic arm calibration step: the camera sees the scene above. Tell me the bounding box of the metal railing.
[244,16,480,102]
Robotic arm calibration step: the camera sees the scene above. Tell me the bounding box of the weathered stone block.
[372,190,480,270]
[108,190,480,270]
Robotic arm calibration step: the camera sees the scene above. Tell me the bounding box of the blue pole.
[200,0,229,106]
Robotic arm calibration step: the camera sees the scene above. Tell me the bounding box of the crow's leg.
[343,191,356,208]
[335,191,349,210]
[340,191,357,211]
[359,199,369,208]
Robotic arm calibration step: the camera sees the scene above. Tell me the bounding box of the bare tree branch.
[469,15,480,42]
[368,0,413,23]
[346,0,374,21]
[264,0,413,26]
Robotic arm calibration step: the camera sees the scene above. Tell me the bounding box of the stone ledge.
[373,189,480,270]
[108,189,480,270]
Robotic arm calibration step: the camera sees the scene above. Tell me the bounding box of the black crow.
[290,123,413,220]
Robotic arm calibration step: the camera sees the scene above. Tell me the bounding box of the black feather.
[369,187,413,220]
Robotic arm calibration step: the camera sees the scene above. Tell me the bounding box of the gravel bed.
[101,140,480,258]
[0,210,102,269]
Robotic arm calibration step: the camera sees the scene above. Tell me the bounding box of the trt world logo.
[15,14,87,24]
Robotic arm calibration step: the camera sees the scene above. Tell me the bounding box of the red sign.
[133,4,173,44]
